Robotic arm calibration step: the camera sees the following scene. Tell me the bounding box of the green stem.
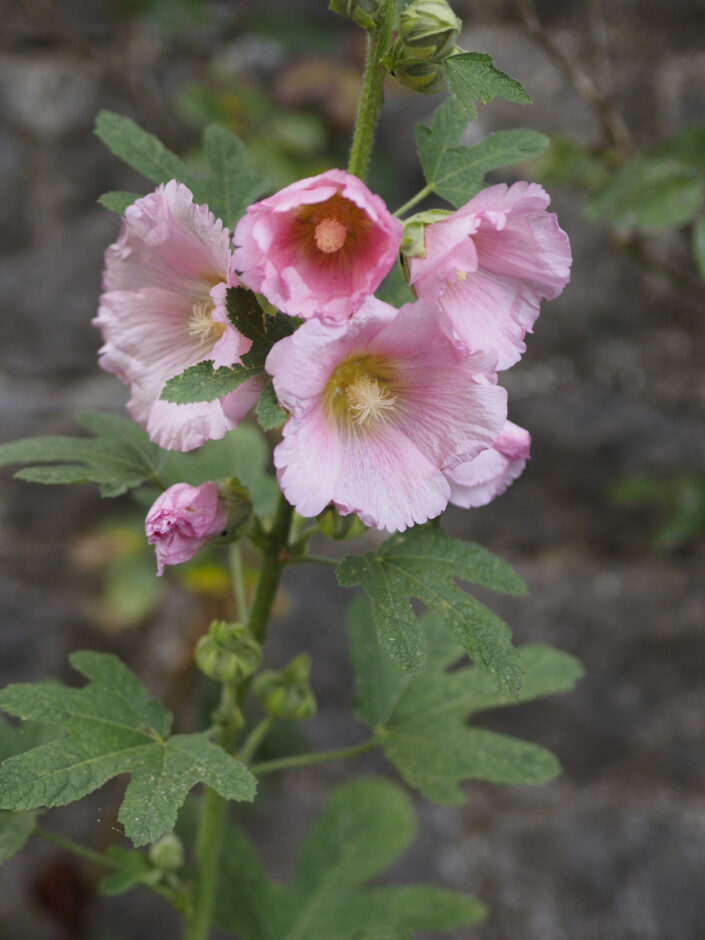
[250,737,379,777]
[239,716,275,764]
[185,786,226,940]
[247,494,295,644]
[347,0,395,180]
[393,183,434,218]
[229,542,248,621]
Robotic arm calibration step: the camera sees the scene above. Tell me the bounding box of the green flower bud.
[329,0,380,31]
[253,653,316,721]
[399,0,462,61]
[388,43,447,93]
[195,620,262,683]
[216,480,253,544]
[316,505,366,540]
[148,833,184,873]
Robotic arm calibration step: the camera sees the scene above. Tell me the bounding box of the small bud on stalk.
[195,620,262,684]
[399,0,462,60]
[254,654,317,721]
[148,833,185,873]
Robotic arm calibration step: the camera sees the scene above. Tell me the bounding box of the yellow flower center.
[314,217,348,254]
[187,301,225,346]
[326,355,399,429]
[456,269,467,281]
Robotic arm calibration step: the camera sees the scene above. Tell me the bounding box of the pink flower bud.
[145,482,228,576]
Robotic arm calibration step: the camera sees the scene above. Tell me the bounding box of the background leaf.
[348,599,584,803]
[337,523,526,690]
[0,653,255,846]
[94,110,205,200]
[586,156,705,230]
[692,215,705,278]
[210,777,485,939]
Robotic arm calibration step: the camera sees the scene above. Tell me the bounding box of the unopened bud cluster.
[253,653,316,721]
[195,620,262,684]
[329,0,381,31]
[388,0,462,94]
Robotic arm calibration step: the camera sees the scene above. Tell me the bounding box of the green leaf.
[203,124,269,230]
[0,411,167,498]
[211,777,485,939]
[0,717,63,865]
[225,287,297,368]
[162,287,296,406]
[256,380,288,431]
[337,523,526,688]
[693,215,705,279]
[0,652,256,846]
[586,157,705,231]
[654,126,705,175]
[444,52,531,120]
[94,110,204,200]
[99,846,162,896]
[349,599,583,803]
[98,191,142,214]
[416,100,548,207]
[161,424,278,518]
[160,360,262,404]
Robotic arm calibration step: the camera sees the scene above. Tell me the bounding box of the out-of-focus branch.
[515,0,636,158]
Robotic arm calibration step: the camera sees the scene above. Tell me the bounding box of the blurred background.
[1,0,705,937]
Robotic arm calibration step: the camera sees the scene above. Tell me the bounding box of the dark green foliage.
[337,522,526,690]
[348,599,584,802]
[0,653,256,846]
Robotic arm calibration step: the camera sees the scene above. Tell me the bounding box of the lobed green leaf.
[337,523,526,689]
[160,360,262,404]
[256,380,288,431]
[348,598,583,802]
[0,652,255,846]
[444,52,531,120]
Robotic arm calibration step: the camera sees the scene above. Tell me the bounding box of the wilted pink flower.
[233,169,402,321]
[266,296,507,532]
[146,482,227,575]
[446,420,531,508]
[95,181,261,452]
[407,182,572,370]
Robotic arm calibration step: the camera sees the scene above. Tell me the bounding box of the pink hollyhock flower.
[266,296,507,532]
[446,420,531,508]
[146,482,227,575]
[407,182,572,370]
[233,169,402,321]
[95,181,261,452]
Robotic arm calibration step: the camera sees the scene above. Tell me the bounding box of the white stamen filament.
[345,373,397,425]
[187,301,224,346]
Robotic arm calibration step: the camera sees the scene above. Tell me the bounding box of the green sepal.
[400,208,453,257]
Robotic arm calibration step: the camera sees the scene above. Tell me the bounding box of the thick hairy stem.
[347,0,395,180]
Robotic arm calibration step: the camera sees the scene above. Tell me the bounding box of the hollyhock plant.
[266,295,507,531]
[446,420,531,508]
[95,181,262,452]
[233,169,402,321]
[407,182,572,370]
[145,481,228,575]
